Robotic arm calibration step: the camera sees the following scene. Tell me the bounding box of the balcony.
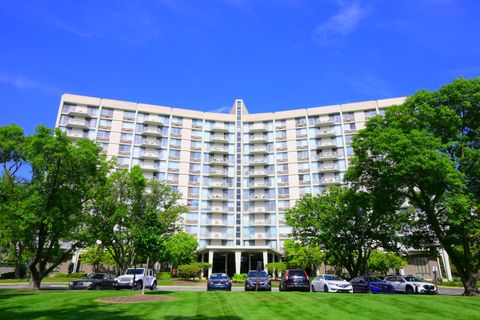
[316,129,336,138]
[249,124,268,132]
[276,135,287,141]
[248,158,269,165]
[209,181,231,189]
[249,206,274,213]
[139,151,160,159]
[211,123,229,132]
[139,163,160,171]
[211,134,228,143]
[248,182,272,189]
[249,194,269,201]
[139,139,161,148]
[249,135,268,143]
[343,117,355,123]
[203,232,234,239]
[312,118,336,127]
[319,178,342,185]
[209,145,229,154]
[205,206,232,213]
[246,169,271,177]
[316,152,342,160]
[249,146,270,154]
[319,164,340,172]
[208,169,229,177]
[275,123,286,130]
[315,141,338,149]
[278,194,290,199]
[64,106,97,117]
[210,157,229,165]
[141,127,164,137]
[249,220,273,226]
[142,115,164,125]
[64,118,92,129]
[66,131,88,139]
[210,193,229,201]
[203,219,229,226]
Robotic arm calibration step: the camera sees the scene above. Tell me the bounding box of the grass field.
[1,289,479,320]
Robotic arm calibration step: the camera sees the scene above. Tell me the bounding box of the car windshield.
[288,270,306,277]
[125,269,144,275]
[210,274,228,279]
[368,276,382,282]
[86,274,105,280]
[324,275,343,281]
[404,276,421,282]
[247,271,268,278]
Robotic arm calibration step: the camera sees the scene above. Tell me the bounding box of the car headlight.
[84,281,92,286]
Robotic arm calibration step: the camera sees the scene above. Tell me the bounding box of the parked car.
[350,276,394,294]
[311,274,353,293]
[244,270,271,291]
[279,269,310,292]
[384,275,437,294]
[207,273,232,291]
[69,273,117,290]
[113,268,157,290]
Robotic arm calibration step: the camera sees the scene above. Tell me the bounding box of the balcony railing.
[311,117,336,127]
[249,124,268,132]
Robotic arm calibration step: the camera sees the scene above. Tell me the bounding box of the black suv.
[279,269,310,292]
[244,270,271,291]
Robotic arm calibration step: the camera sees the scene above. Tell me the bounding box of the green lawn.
[0,289,479,320]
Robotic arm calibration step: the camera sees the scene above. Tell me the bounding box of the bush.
[157,272,172,280]
[0,272,16,279]
[232,273,247,283]
[177,262,211,279]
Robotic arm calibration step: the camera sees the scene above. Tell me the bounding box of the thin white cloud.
[0,72,60,96]
[208,106,231,113]
[349,73,393,98]
[313,1,369,47]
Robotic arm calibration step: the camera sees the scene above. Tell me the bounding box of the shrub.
[177,262,211,279]
[53,272,86,278]
[157,272,172,280]
[0,272,16,279]
[232,273,247,283]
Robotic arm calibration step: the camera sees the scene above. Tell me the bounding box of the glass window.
[101,108,113,118]
[99,119,112,129]
[123,111,135,120]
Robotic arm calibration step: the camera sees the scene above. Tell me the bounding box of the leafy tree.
[265,262,286,279]
[0,125,107,289]
[283,239,324,272]
[163,232,198,272]
[368,251,407,276]
[346,77,480,295]
[286,188,404,278]
[80,245,116,273]
[90,167,186,274]
[177,262,211,279]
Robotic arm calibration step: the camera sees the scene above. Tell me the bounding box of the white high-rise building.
[56,94,449,279]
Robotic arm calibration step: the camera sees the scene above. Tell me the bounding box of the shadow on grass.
[0,289,35,300]
[0,304,142,320]
[163,317,242,320]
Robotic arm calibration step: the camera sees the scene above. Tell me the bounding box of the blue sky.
[1,0,479,133]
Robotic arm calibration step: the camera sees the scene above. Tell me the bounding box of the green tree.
[286,188,404,278]
[346,78,480,295]
[90,167,186,274]
[368,251,407,276]
[80,245,116,273]
[265,262,286,279]
[163,232,198,272]
[283,239,324,272]
[0,126,107,289]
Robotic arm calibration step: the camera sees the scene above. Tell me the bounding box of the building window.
[101,108,113,118]
[123,111,135,121]
[412,256,429,274]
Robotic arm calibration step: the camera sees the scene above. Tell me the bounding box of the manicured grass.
[0,289,479,320]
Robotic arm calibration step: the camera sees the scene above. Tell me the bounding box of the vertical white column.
[208,251,214,278]
[441,250,453,281]
[263,251,268,271]
[235,251,241,275]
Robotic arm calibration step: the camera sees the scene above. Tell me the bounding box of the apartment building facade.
[56,94,452,280]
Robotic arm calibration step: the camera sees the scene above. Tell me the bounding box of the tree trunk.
[461,271,480,296]
[29,265,42,290]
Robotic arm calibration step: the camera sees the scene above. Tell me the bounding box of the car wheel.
[406,286,414,294]
[150,281,157,290]
[324,285,329,293]
[134,282,142,290]
[311,285,316,292]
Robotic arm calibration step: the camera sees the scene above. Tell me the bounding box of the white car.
[113,268,157,290]
[311,274,353,293]
[383,275,437,294]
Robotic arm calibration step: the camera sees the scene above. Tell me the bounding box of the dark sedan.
[69,273,117,290]
[350,276,394,294]
[245,270,271,291]
[207,273,232,291]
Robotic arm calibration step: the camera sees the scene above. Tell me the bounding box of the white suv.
[113,268,157,290]
[384,275,437,294]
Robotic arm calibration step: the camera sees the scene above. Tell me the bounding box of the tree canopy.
[346,77,480,295]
